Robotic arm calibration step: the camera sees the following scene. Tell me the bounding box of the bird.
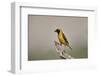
[54,28,72,50]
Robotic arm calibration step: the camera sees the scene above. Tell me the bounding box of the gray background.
[28,15,88,61]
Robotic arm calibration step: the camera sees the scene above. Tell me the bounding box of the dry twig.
[54,41,74,59]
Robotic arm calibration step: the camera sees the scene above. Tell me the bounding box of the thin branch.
[54,41,74,59]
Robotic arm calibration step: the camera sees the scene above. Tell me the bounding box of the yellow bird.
[54,28,72,50]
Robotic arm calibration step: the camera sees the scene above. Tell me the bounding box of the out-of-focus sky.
[28,15,88,60]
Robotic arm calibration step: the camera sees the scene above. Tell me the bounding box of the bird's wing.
[62,32,69,44]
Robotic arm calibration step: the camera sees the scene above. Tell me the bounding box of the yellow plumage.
[55,28,72,50]
[58,31,65,44]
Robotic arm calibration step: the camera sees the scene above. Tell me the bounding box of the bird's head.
[54,29,60,34]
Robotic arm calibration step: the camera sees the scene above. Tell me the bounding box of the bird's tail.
[68,45,72,50]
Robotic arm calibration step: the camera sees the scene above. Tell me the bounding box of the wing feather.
[62,32,69,44]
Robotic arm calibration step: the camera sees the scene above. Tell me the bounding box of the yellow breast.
[58,32,65,44]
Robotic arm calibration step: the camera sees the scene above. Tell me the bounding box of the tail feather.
[68,45,72,50]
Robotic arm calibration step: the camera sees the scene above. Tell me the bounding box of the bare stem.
[54,41,74,59]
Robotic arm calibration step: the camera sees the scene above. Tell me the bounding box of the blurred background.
[28,15,88,60]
